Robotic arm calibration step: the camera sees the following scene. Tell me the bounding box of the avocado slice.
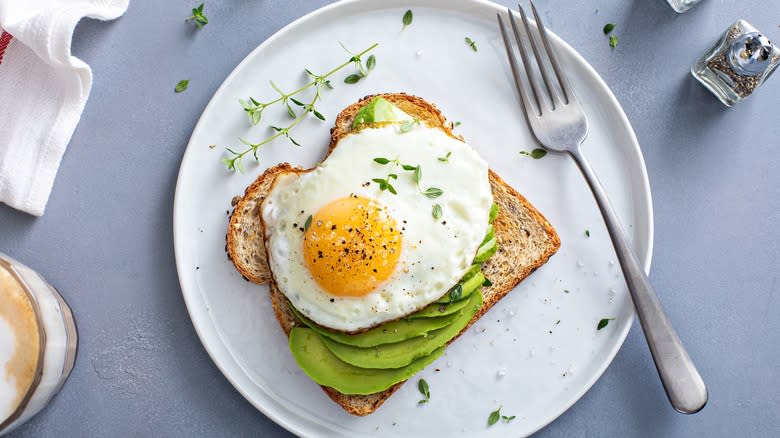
[410,291,474,318]
[435,267,484,304]
[351,97,413,129]
[474,236,498,264]
[454,271,485,301]
[291,305,460,348]
[289,327,446,395]
[320,292,483,369]
[489,203,500,223]
[480,224,495,246]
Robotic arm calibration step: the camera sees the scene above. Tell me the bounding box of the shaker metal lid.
[728,31,775,76]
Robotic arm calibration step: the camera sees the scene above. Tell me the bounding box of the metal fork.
[498,2,707,414]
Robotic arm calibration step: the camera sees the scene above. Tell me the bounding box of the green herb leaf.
[564,289,570,294]
[412,166,421,185]
[400,118,420,133]
[453,121,462,127]
[372,178,386,184]
[269,80,284,96]
[175,79,189,93]
[303,215,312,231]
[603,23,616,35]
[402,9,413,29]
[186,3,208,28]
[597,317,615,330]
[290,97,305,107]
[438,151,452,162]
[388,173,398,179]
[432,203,443,220]
[449,283,463,301]
[285,101,296,118]
[366,54,376,71]
[482,277,492,287]
[401,164,417,171]
[488,406,502,426]
[374,157,391,165]
[344,74,362,84]
[609,35,619,48]
[585,229,591,237]
[465,36,478,52]
[386,183,397,195]
[312,109,326,121]
[423,187,443,199]
[502,415,516,423]
[417,378,430,404]
[520,148,547,159]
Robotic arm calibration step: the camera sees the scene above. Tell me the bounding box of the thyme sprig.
[186,3,208,29]
[223,43,379,171]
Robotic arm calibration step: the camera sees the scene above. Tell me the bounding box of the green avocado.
[320,292,483,369]
[474,236,498,264]
[410,291,474,318]
[289,327,446,395]
[351,97,413,128]
[435,266,484,304]
[489,203,500,223]
[291,305,460,348]
[481,224,495,246]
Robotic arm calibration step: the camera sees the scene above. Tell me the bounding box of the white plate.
[173,0,653,436]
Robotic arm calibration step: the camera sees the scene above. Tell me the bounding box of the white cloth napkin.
[0,0,129,216]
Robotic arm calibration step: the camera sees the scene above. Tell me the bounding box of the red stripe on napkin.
[0,31,13,65]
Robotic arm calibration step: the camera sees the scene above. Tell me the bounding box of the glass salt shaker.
[666,0,702,13]
[0,253,78,435]
[691,20,780,107]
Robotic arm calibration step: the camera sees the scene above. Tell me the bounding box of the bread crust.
[226,93,560,416]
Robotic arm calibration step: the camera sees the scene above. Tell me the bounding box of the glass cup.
[0,253,77,435]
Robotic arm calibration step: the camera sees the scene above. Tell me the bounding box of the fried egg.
[262,124,492,332]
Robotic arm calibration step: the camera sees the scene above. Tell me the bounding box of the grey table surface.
[2,0,778,436]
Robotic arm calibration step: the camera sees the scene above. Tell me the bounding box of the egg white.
[262,125,493,332]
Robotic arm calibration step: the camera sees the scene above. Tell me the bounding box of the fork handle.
[570,148,708,414]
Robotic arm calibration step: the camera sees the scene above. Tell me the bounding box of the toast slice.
[226,93,560,416]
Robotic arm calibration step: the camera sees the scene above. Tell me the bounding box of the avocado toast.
[227,93,560,416]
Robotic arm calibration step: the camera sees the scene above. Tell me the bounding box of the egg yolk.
[303,196,402,297]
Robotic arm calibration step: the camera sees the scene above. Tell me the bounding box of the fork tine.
[497,13,538,119]
[506,8,545,115]
[517,3,562,109]
[529,0,573,104]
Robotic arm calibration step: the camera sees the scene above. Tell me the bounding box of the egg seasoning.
[303,196,401,297]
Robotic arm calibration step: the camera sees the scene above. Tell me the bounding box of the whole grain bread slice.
[226,93,560,416]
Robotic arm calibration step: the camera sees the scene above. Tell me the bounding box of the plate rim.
[173,0,655,436]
